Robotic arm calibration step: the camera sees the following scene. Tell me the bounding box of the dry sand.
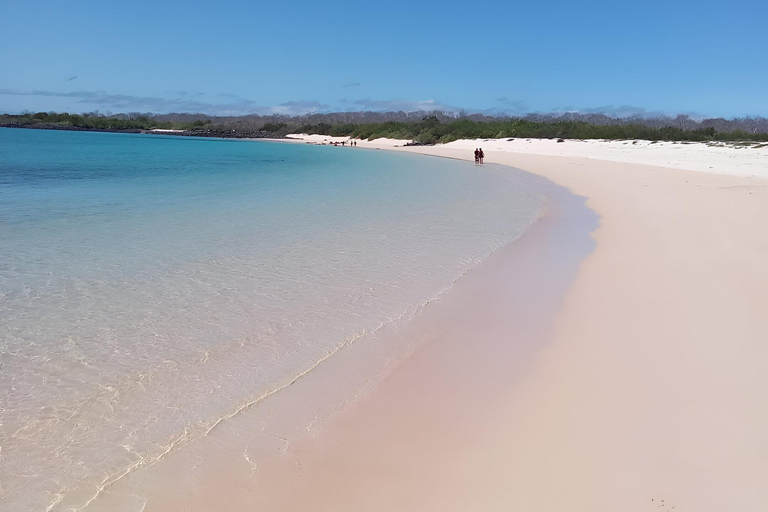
[261,136,768,511]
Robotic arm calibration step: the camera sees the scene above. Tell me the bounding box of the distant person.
[474,148,480,164]
[478,148,485,164]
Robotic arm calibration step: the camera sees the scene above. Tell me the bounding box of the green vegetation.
[296,116,768,144]
[261,122,287,132]
[2,111,768,144]
[0,111,211,131]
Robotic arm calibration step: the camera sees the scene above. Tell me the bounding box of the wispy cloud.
[66,76,78,82]
[342,81,361,88]
[0,88,255,114]
[0,88,464,116]
[487,97,528,115]
[1,88,585,118]
[486,100,690,119]
[0,88,330,116]
[352,98,460,112]
[568,104,657,117]
[550,104,688,119]
[266,100,330,116]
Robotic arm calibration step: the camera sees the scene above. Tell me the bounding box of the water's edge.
[75,160,598,511]
[2,130,550,510]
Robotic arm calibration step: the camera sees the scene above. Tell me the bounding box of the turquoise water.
[0,128,543,510]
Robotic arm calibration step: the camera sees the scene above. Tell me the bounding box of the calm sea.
[0,128,543,510]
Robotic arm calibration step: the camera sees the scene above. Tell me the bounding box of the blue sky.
[1,0,766,118]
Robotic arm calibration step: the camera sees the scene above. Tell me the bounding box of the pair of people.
[474,148,485,164]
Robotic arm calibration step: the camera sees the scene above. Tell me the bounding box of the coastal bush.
[289,117,768,144]
[262,122,287,132]
[3,111,768,143]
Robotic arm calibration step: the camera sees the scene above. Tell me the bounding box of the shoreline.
[35,134,768,510]
[280,132,768,178]
[0,124,283,139]
[5,123,768,162]
[367,140,768,510]
[247,136,768,510]
[70,149,597,511]
[224,164,599,512]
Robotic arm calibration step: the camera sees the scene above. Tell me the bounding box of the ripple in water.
[0,128,544,510]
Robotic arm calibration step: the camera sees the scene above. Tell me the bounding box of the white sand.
[440,137,768,178]
[285,133,412,148]
[286,133,768,178]
[273,135,768,511]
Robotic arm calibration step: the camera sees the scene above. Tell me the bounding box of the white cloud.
[0,89,331,116]
[352,98,461,112]
[265,100,330,116]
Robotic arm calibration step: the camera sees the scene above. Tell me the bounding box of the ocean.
[0,128,544,510]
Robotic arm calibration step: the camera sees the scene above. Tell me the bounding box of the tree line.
[2,110,767,144]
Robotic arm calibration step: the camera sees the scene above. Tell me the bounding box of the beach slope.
[264,137,768,511]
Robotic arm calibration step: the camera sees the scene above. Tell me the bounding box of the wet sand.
[79,164,596,511]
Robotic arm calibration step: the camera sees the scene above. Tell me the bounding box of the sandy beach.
[6,2,765,510]
[80,135,768,511]
[258,135,768,511]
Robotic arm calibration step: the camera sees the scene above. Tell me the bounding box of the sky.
[1,0,766,118]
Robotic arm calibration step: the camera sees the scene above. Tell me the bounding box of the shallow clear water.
[0,128,543,510]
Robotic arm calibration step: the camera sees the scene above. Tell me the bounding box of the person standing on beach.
[478,148,485,164]
[474,148,480,164]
